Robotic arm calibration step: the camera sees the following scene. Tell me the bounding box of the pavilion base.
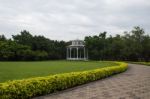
[67,58,88,61]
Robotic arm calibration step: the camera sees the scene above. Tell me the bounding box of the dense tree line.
[0,26,149,61]
[85,27,150,61]
[0,30,67,61]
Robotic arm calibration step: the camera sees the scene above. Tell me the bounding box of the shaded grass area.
[130,62,150,66]
[0,61,117,82]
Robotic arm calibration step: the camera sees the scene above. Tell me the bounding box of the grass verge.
[129,62,150,66]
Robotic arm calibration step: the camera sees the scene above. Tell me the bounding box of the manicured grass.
[0,61,117,83]
[130,62,150,66]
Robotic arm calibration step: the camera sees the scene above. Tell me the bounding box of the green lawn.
[0,61,117,83]
[130,62,150,66]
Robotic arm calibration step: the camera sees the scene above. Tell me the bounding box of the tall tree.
[12,30,33,47]
[0,35,6,41]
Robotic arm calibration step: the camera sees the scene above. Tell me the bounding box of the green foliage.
[0,40,48,61]
[0,26,150,61]
[12,30,33,47]
[13,30,67,60]
[0,30,66,61]
[0,62,127,99]
[0,35,6,41]
[85,26,150,61]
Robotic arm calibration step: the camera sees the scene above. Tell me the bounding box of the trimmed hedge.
[0,62,127,99]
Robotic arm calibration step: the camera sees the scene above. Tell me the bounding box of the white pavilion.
[66,40,88,60]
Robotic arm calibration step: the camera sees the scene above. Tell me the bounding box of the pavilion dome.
[69,39,85,47]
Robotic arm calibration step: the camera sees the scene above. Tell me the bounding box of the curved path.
[34,64,150,99]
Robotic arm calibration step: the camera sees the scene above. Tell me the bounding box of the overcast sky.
[0,0,150,41]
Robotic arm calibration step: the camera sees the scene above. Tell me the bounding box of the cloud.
[0,0,150,41]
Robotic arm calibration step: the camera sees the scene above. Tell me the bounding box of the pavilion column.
[70,48,72,59]
[77,47,78,59]
[73,48,75,58]
[79,49,81,59]
[84,47,85,60]
[66,48,68,59]
[67,48,69,59]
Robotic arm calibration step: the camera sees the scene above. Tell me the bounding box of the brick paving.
[34,64,150,99]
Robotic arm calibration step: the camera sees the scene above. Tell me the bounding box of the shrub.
[0,62,127,99]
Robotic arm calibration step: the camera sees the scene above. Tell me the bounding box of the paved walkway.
[34,64,150,99]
